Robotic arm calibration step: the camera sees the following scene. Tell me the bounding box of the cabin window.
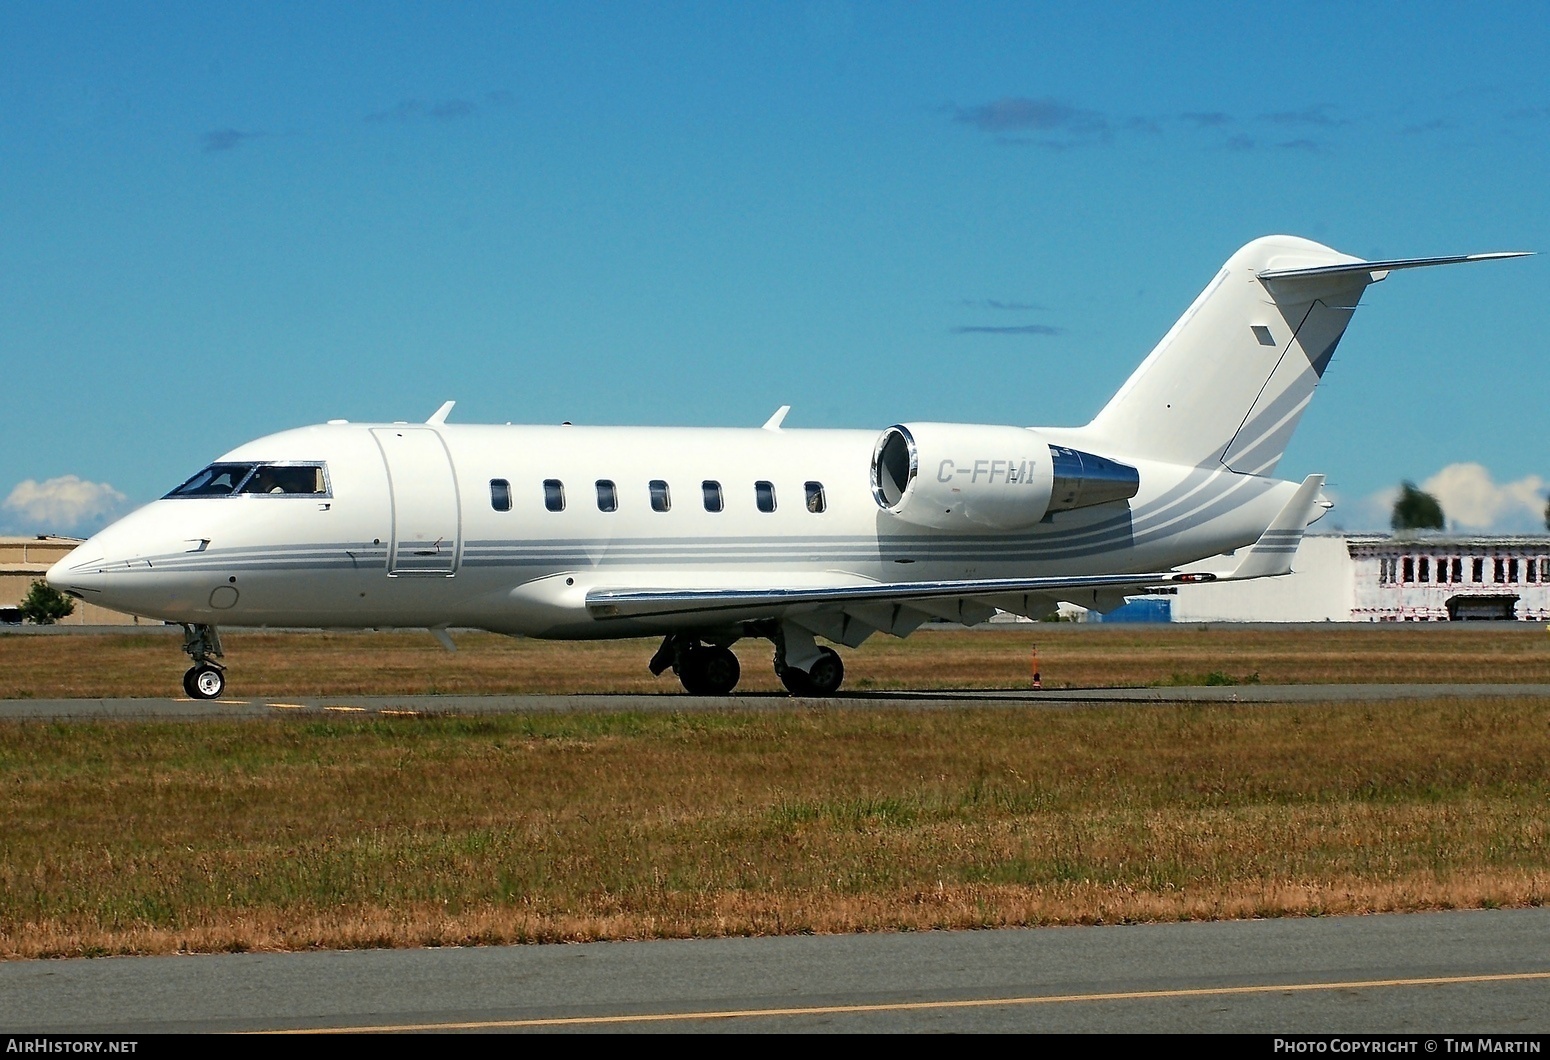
[1402,557,1414,583]
[702,480,724,512]
[649,480,671,512]
[543,479,565,512]
[1473,558,1485,582]
[596,480,618,512]
[755,480,776,513]
[238,464,328,496]
[490,479,511,512]
[804,481,827,514]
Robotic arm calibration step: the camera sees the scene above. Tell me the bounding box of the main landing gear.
[771,623,844,696]
[180,623,227,700]
[650,624,846,697]
[650,635,742,696]
[776,646,844,696]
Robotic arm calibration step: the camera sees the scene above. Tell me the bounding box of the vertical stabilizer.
[1086,236,1372,474]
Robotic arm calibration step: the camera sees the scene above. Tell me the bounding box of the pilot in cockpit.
[241,466,323,495]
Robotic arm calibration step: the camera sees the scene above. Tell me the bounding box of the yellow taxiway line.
[265,968,1550,1033]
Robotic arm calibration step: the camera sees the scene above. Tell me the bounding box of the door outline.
[370,427,462,576]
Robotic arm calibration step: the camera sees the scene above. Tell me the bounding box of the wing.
[587,476,1326,637]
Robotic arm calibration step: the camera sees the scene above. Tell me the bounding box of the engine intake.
[870,423,1139,531]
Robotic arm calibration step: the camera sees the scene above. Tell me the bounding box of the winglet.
[762,405,791,431]
[426,400,456,425]
[1228,474,1325,580]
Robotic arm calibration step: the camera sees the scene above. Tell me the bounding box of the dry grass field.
[0,699,1546,958]
[2,625,1548,959]
[3,623,1550,699]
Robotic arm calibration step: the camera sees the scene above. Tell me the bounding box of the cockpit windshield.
[166,463,257,497]
[165,463,329,498]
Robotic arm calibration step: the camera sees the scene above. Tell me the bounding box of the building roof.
[1336,532,1550,549]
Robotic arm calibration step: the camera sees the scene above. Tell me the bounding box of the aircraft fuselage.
[51,420,1294,638]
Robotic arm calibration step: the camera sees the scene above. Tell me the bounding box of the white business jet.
[48,236,1527,699]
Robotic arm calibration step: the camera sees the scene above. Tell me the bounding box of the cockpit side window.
[165,463,257,498]
[237,464,329,496]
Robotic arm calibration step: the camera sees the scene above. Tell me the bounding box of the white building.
[1165,533,1550,623]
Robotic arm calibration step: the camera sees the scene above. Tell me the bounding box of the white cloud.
[1323,484,1399,533]
[3,476,127,531]
[1421,463,1546,532]
[1330,464,1547,534]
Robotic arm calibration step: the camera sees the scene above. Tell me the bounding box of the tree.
[19,580,74,625]
[1391,481,1445,532]
[1544,497,1550,533]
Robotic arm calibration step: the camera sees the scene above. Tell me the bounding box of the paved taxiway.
[3,683,1549,720]
[1,909,1546,1033]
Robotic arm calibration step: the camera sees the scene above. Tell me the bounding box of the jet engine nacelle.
[870,422,1140,531]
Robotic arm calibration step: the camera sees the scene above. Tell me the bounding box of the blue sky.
[3,1,1546,535]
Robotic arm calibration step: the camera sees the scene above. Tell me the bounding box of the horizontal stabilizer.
[1227,474,1325,581]
[1259,251,1530,281]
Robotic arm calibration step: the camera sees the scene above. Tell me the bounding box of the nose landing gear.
[180,623,227,700]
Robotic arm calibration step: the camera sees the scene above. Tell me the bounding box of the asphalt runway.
[2,683,1548,721]
[1,909,1546,1033]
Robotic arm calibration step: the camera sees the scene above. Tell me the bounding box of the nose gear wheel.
[183,664,226,700]
[179,623,227,700]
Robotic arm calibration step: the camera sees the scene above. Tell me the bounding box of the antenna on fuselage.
[762,405,791,431]
[426,400,456,425]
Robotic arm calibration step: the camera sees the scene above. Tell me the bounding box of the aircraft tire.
[776,664,812,695]
[679,645,740,695]
[777,647,844,696]
[188,664,226,700]
[806,647,844,694]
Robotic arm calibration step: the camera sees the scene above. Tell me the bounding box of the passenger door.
[371,427,461,575]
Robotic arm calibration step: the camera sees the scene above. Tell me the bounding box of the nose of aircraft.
[46,544,106,598]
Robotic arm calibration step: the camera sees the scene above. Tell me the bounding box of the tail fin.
[1085,236,1529,475]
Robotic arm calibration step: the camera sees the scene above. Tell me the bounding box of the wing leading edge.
[585,568,1218,621]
